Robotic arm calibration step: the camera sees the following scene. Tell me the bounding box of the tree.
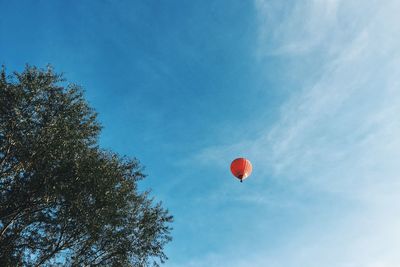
[0,66,173,266]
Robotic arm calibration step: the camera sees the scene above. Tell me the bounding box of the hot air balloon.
[230,158,252,182]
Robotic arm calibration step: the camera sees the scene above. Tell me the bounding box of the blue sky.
[1,1,400,266]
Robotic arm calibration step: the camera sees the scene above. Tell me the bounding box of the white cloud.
[182,0,400,266]
[254,0,343,56]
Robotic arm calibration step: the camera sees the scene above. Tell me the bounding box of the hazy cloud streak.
[186,0,400,266]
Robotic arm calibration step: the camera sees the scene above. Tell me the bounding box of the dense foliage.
[0,66,173,266]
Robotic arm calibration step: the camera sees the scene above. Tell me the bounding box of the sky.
[1,0,400,266]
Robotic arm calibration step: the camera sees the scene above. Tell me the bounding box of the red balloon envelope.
[230,158,252,182]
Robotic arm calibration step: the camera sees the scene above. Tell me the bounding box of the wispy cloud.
[254,0,342,56]
[183,0,400,266]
